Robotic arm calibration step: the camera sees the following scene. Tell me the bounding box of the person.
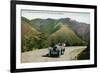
[48,47,53,56]
[60,43,66,55]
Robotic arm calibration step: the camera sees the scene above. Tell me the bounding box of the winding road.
[21,46,86,63]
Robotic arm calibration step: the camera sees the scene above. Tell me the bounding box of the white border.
[16,4,94,69]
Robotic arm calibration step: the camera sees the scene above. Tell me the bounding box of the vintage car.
[48,44,65,57]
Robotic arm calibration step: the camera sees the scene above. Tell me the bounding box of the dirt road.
[21,46,86,63]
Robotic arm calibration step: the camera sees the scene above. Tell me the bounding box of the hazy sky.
[21,10,90,24]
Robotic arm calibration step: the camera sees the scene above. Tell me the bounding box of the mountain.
[21,17,39,36]
[49,23,87,46]
[31,18,90,42]
[58,18,90,42]
[21,16,89,52]
[21,17,40,52]
[31,18,60,35]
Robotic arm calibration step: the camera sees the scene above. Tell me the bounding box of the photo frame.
[11,0,97,72]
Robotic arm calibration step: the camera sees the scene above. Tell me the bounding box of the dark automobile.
[48,46,60,57]
[48,44,65,57]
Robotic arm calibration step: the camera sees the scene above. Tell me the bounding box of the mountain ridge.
[21,16,89,52]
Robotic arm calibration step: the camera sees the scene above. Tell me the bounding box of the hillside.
[59,18,90,42]
[31,18,90,42]
[21,17,41,52]
[31,18,59,34]
[22,20,39,36]
[49,23,87,46]
[21,17,88,52]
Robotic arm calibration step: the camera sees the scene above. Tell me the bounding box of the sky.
[21,9,90,24]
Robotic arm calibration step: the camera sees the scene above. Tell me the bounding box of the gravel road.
[21,46,86,63]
